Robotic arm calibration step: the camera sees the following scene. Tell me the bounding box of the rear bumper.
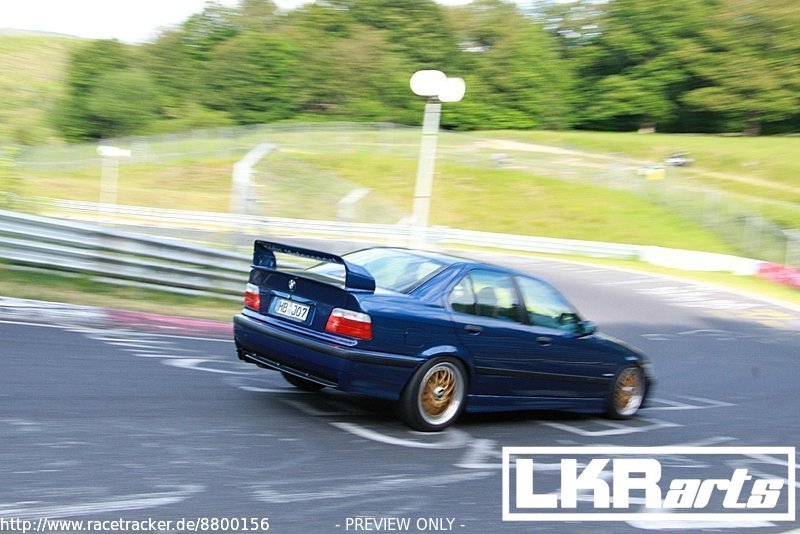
[233,313,422,400]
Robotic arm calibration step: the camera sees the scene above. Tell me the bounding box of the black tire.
[282,372,325,392]
[399,357,467,432]
[606,365,646,419]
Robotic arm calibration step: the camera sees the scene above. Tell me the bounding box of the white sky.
[0,0,474,44]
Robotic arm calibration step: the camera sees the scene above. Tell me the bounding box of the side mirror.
[578,320,597,336]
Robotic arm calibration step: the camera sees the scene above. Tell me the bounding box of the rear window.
[306,248,444,292]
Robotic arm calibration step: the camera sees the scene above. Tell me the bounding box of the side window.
[517,276,579,332]
[448,276,476,315]
[469,270,521,323]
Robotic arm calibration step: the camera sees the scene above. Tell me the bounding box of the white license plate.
[273,298,311,322]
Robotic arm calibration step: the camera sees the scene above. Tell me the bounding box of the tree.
[56,39,136,140]
[568,0,717,131]
[323,27,418,123]
[682,0,800,134]
[535,0,605,49]
[181,1,239,61]
[140,2,243,128]
[141,30,200,107]
[202,31,302,123]
[235,0,279,31]
[445,0,574,130]
[345,0,461,69]
[86,69,161,137]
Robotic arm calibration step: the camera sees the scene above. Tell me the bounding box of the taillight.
[244,283,260,310]
[325,308,372,340]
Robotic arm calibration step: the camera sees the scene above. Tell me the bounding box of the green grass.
[492,130,800,214]
[19,126,792,257]
[18,156,239,211]
[0,34,83,145]
[0,264,239,321]
[11,125,798,258]
[493,130,800,186]
[285,149,735,253]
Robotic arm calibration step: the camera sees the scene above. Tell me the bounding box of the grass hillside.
[495,130,800,189]
[0,33,83,145]
[0,36,795,259]
[16,127,738,255]
[494,130,800,227]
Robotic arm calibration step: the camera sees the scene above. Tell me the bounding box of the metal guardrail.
[40,200,645,259]
[0,209,252,300]
[1,203,767,301]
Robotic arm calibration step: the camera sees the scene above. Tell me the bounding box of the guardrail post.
[231,143,275,249]
[0,146,20,209]
[337,188,371,221]
[410,99,441,249]
[702,191,721,228]
[230,143,275,218]
[784,229,800,268]
[744,215,763,259]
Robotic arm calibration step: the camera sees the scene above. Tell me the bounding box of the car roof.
[349,246,559,292]
[364,246,483,268]
[363,247,543,277]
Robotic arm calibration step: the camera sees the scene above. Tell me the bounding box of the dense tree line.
[56,0,800,140]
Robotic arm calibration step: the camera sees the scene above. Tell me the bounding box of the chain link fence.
[9,122,800,266]
[432,140,800,266]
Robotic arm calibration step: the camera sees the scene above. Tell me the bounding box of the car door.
[514,275,615,398]
[448,269,555,397]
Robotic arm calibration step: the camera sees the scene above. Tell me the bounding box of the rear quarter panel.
[357,291,472,375]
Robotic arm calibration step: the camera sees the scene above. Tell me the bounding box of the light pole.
[409,70,466,247]
[783,229,800,267]
[230,142,274,217]
[97,145,131,220]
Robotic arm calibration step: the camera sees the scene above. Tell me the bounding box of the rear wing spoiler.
[252,240,376,292]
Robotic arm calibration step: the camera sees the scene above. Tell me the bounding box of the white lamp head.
[438,77,466,103]
[97,146,131,158]
[410,70,446,97]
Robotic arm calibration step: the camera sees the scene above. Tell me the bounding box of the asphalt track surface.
[1,245,799,533]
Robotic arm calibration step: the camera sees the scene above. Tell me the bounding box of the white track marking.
[162,358,256,375]
[455,438,503,470]
[251,472,490,504]
[679,395,736,408]
[281,399,368,417]
[542,417,680,437]
[641,333,673,341]
[644,396,736,411]
[0,319,67,329]
[659,436,738,447]
[235,385,302,393]
[104,339,173,346]
[221,376,303,394]
[0,419,42,432]
[331,422,470,450]
[129,352,189,359]
[0,485,204,520]
[627,517,774,529]
[127,332,233,343]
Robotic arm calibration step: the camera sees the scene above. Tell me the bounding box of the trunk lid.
[246,241,375,334]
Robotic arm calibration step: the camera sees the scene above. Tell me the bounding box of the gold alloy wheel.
[614,367,644,416]
[418,362,463,425]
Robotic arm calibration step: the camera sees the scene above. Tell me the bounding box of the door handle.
[536,336,553,346]
[465,324,483,335]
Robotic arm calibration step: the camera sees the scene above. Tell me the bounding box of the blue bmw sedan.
[234,241,653,431]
